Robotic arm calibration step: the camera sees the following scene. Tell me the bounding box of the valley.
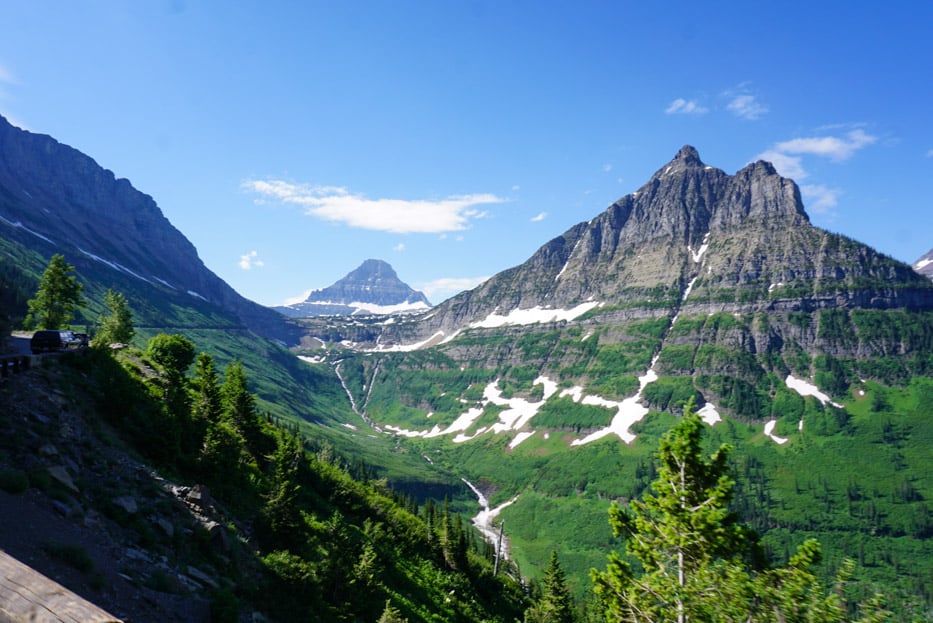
[4,116,933,618]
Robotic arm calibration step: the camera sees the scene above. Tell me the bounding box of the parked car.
[30,330,83,354]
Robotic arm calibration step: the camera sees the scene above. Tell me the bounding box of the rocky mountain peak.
[647,144,708,181]
[360,145,933,346]
[276,259,431,317]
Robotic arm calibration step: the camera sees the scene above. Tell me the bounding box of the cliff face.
[0,115,299,343]
[375,145,932,342]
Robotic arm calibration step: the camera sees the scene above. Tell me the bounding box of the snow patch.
[79,248,154,284]
[0,215,56,244]
[785,375,843,408]
[463,479,519,560]
[297,355,326,365]
[915,258,933,270]
[555,239,581,281]
[688,232,710,263]
[697,402,721,426]
[509,431,535,449]
[764,420,788,445]
[470,302,601,328]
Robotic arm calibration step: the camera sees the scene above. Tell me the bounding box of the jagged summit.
[276,259,431,317]
[361,145,932,345]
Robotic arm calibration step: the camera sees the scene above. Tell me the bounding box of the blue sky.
[2,2,932,306]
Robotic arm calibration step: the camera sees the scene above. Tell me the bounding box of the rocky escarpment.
[0,114,299,343]
[370,146,933,345]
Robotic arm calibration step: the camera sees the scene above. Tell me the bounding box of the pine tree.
[222,361,268,459]
[192,352,223,424]
[526,550,575,623]
[25,254,84,329]
[591,398,891,623]
[94,288,134,346]
[377,600,409,623]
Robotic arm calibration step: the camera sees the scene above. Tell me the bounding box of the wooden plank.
[0,550,121,623]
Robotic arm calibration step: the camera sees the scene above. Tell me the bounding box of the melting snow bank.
[785,375,844,408]
[697,402,721,426]
[571,367,656,446]
[385,376,560,448]
[462,479,519,561]
[470,302,601,329]
[763,420,789,445]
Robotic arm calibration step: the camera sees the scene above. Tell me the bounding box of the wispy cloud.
[726,94,767,120]
[602,163,613,173]
[243,180,504,234]
[800,184,841,215]
[665,98,708,115]
[393,243,405,252]
[774,129,877,161]
[927,149,933,158]
[531,212,547,222]
[238,250,264,270]
[755,129,878,179]
[755,150,808,179]
[419,276,490,302]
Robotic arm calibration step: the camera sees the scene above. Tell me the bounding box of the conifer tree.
[526,550,575,623]
[25,254,84,329]
[94,288,134,346]
[223,361,265,458]
[192,352,223,424]
[592,398,890,623]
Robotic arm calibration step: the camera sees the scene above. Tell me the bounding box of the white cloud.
[800,184,841,215]
[755,150,808,179]
[243,179,504,234]
[419,276,490,301]
[531,212,547,222]
[239,250,264,270]
[665,98,708,115]
[602,163,612,173]
[755,129,878,180]
[727,94,768,120]
[774,129,877,161]
[925,148,933,158]
[393,243,405,252]
[511,184,521,191]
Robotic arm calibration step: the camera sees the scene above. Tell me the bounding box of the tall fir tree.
[25,254,84,329]
[592,398,890,623]
[525,550,575,623]
[94,288,134,346]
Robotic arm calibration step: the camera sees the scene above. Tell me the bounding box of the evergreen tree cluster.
[65,337,527,622]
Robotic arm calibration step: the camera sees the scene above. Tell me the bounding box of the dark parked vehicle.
[30,330,83,354]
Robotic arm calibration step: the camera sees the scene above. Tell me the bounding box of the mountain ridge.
[0,114,300,344]
[331,145,932,351]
